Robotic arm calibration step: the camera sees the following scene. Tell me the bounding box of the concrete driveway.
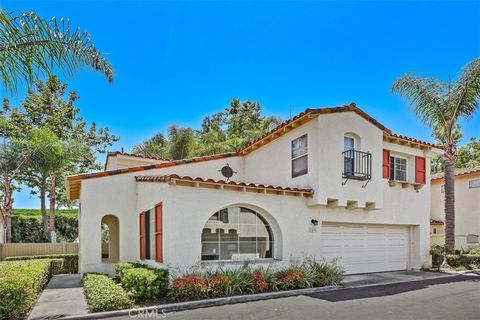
[117,273,480,320]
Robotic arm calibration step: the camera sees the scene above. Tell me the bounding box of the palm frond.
[391,74,447,127]
[448,57,480,120]
[0,10,113,93]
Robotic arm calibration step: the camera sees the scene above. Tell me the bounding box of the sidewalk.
[28,274,88,320]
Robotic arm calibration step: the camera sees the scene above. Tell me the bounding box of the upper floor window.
[469,179,480,189]
[344,137,355,175]
[390,156,407,181]
[291,134,308,178]
[344,136,355,151]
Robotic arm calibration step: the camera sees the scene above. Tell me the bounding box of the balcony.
[342,149,372,182]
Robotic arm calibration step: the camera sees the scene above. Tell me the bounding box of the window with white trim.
[469,179,480,189]
[291,134,308,178]
[390,156,407,181]
[201,207,273,261]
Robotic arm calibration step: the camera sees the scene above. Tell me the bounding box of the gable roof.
[67,103,441,200]
[431,166,480,182]
[135,174,313,197]
[430,218,444,225]
[104,151,171,170]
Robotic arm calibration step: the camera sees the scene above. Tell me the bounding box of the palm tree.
[392,57,480,253]
[0,9,113,93]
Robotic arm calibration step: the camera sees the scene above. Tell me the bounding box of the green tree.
[11,75,118,228]
[168,125,196,160]
[0,9,113,93]
[432,137,480,174]
[131,133,170,159]
[392,57,480,252]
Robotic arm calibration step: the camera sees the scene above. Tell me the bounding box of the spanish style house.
[430,167,480,250]
[67,103,442,275]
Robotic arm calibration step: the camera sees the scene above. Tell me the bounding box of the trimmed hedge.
[0,259,54,319]
[82,274,134,312]
[12,215,78,243]
[6,254,78,274]
[446,254,480,268]
[114,263,169,299]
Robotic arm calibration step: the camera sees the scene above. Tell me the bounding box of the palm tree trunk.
[444,158,455,253]
[48,173,56,237]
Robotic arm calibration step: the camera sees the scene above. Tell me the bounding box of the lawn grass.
[13,208,78,217]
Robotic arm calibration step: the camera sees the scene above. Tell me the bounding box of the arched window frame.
[201,206,274,262]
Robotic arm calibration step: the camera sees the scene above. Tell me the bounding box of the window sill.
[200,258,278,265]
[388,180,424,191]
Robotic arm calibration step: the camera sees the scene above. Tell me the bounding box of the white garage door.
[320,223,409,274]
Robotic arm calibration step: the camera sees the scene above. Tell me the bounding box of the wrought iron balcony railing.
[342,149,372,182]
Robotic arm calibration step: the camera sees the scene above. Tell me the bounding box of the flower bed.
[0,259,55,319]
[168,259,344,302]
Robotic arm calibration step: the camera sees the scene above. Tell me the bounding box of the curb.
[60,272,459,320]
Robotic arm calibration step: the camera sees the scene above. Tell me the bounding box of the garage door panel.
[320,223,409,274]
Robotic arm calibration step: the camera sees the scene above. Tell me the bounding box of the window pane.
[220,227,238,242]
[238,241,258,259]
[344,137,354,151]
[202,226,219,242]
[201,242,219,260]
[292,155,308,177]
[257,224,272,242]
[469,179,480,189]
[257,241,273,258]
[292,135,307,158]
[220,242,238,260]
[239,224,257,241]
[238,208,259,224]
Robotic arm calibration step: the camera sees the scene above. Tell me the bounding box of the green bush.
[11,214,78,243]
[115,263,169,299]
[0,259,54,319]
[446,254,480,268]
[301,259,344,287]
[6,254,79,274]
[430,245,446,269]
[469,244,480,255]
[82,273,134,312]
[168,274,206,302]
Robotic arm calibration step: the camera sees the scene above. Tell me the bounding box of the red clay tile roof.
[431,166,480,182]
[107,151,171,162]
[135,174,314,197]
[430,219,444,225]
[69,104,439,184]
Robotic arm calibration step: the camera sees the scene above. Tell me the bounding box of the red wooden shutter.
[382,149,390,179]
[415,156,426,184]
[139,212,145,260]
[154,203,163,263]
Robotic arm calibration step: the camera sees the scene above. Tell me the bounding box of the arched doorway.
[101,215,119,262]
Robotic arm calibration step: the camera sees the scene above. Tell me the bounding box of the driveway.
[113,273,480,320]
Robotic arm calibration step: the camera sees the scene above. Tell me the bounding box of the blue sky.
[1,1,479,208]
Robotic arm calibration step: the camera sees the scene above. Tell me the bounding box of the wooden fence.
[0,242,78,261]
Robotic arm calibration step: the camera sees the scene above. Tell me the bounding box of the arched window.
[201,206,273,261]
[101,215,119,263]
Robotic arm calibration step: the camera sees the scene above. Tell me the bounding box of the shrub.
[11,214,78,243]
[115,263,169,299]
[0,259,54,319]
[302,259,344,287]
[469,244,480,255]
[168,275,206,302]
[445,254,480,267]
[205,274,232,297]
[250,270,269,293]
[220,267,253,295]
[82,273,134,312]
[430,245,446,268]
[6,254,79,273]
[275,267,307,290]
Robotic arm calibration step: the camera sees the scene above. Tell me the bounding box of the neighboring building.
[67,103,442,275]
[430,167,480,250]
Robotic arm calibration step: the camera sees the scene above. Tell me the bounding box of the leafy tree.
[10,75,118,229]
[432,137,480,174]
[392,57,480,253]
[0,9,113,93]
[133,98,282,159]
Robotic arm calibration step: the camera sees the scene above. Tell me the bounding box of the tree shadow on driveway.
[305,274,480,302]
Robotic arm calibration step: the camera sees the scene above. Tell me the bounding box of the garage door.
[320,223,409,274]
